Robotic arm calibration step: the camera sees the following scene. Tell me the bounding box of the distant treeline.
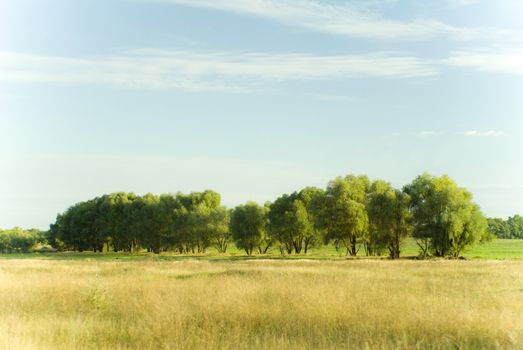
[487,216,523,239]
[0,228,46,253]
[39,173,496,259]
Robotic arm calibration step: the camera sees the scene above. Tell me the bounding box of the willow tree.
[323,175,370,256]
[268,193,308,254]
[131,193,163,254]
[268,188,324,255]
[298,187,326,253]
[171,190,227,253]
[404,173,490,258]
[101,192,138,252]
[230,202,268,255]
[367,180,412,259]
[188,203,230,253]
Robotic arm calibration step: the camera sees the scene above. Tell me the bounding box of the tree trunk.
[350,236,357,256]
[294,241,302,254]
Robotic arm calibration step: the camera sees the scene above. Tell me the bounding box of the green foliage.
[367,180,412,259]
[0,227,45,253]
[404,173,489,258]
[37,173,496,258]
[488,215,523,239]
[487,218,511,239]
[268,188,324,254]
[508,215,523,239]
[267,193,302,254]
[322,175,370,256]
[230,202,269,255]
[187,201,230,254]
[171,190,227,253]
[298,187,326,253]
[102,192,138,252]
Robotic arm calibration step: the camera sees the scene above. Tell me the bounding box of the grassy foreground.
[1,259,522,349]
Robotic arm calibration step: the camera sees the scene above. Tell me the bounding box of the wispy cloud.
[0,50,437,92]
[148,0,504,41]
[308,94,356,103]
[446,49,523,76]
[445,0,478,8]
[464,130,505,137]
[2,47,522,93]
[418,130,505,138]
[418,131,445,138]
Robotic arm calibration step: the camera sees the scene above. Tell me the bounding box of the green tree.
[268,193,311,254]
[404,173,490,258]
[323,175,370,256]
[209,206,231,253]
[101,192,138,252]
[188,203,230,253]
[171,190,225,253]
[297,187,325,253]
[230,202,268,255]
[53,199,106,252]
[508,215,523,239]
[367,180,412,259]
[0,227,45,253]
[487,218,511,239]
[130,194,163,253]
[268,188,325,255]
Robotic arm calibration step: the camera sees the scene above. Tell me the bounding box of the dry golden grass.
[1,259,522,349]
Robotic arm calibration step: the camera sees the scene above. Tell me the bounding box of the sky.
[1,0,522,229]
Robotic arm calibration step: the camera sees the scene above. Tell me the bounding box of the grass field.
[1,240,523,349]
[1,258,523,349]
[1,239,523,261]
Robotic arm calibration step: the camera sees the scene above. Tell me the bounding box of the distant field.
[1,239,522,261]
[1,259,522,349]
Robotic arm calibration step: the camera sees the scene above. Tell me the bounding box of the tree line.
[42,173,494,259]
[487,215,523,239]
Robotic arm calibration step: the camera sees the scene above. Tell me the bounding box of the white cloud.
[308,93,356,102]
[446,0,478,8]
[418,131,445,137]
[464,130,505,137]
[148,0,500,41]
[446,49,523,76]
[418,130,505,138]
[0,50,437,92]
[2,47,522,93]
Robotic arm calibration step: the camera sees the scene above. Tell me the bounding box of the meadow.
[2,238,523,261]
[1,241,523,349]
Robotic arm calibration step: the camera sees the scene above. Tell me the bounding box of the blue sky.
[1,0,522,229]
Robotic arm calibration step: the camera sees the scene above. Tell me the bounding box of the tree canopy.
[230,202,269,255]
[367,180,412,259]
[0,228,46,253]
[488,215,523,239]
[15,173,498,258]
[322,175,370,256]
[404,174,490,258]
